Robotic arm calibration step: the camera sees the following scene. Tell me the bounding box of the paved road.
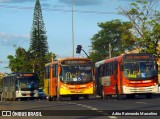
[0,95,160,119]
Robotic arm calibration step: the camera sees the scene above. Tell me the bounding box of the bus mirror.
[58,66,61,74]
[120,65,123,71]
[94,69,96,75]
[156,64,158,71]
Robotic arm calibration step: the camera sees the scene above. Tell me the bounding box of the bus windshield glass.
[123,61,157,79]
[17,76,38,91]
[61,65,93,84]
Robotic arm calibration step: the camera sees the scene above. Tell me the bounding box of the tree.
[119,0,160,57]
[29,0,48,57]
[29,0,49,86]
[7,47,32,72]
[7,0,55,87]
[90,19,135,62]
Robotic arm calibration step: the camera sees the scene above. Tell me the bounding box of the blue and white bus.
[1,73,39,101]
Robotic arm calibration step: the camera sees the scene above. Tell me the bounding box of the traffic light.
[76,45,82,54]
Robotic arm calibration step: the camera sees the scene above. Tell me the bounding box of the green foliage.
[7,0,55,88]
[29,0,48,57]
[90,19,135,62]
[7,47,32,72]
[119,0,160,57]
[29,0,49,87]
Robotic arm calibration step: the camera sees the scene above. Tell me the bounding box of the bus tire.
[146,93,152,99]
[48,96,53,101]
[71,95,79,100]
[126,94,135,99]
[53,96,56,101]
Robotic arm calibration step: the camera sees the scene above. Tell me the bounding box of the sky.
[0,0,135,73]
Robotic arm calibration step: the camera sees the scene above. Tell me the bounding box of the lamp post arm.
[81,49,90,58]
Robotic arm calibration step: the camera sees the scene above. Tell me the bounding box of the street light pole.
[109,43,111,58]
[72,0,74,57]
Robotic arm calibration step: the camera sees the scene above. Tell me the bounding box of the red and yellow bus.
[95,53,158,99]
[44,58,94,101]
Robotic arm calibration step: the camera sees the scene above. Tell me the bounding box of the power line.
[0,4,117,15]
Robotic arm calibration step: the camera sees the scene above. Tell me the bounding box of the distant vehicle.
[1,73,39,101]
[38,88,46,100]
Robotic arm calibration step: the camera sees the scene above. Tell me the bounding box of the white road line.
[76,103,83,106]
[91,107,98,110]
[108,116,117,119]
[136,102,147,104]
[97,110,104,113]
[64,102,118,118]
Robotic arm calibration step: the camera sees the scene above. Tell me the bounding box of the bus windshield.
[123,61,157,79]
[17,76,38,91]
[61,65,93,84]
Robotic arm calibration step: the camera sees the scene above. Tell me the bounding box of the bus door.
[52,64,58,96]
[117,62,123,97]
[50,65,54,97]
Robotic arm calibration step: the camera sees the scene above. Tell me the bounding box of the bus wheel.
[48,96,53,101]
[53,96,56,101]
[146,93,152,99]
[71,95,79,100]
[126,94,135,99]
[71,96,74,100]
[75,95,79,100]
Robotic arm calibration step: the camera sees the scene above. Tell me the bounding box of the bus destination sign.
[123,54,154,60]
[20,74,34,77]
[62,60,91,65]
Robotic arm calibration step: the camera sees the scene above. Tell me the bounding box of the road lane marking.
[136,102,147,104]
[63,101,118,118]
[108,116,117,119]
[91,107,98,110]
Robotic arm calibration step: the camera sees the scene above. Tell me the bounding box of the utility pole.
[72,0,74,57]
[109,43,111,58]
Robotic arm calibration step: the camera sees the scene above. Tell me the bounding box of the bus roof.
[45,57,92,67]
[95,53,155,68]
[2,72,36,78]
[95,55,122,68]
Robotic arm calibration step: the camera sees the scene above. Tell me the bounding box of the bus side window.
[108,64,111,76]
[45,66,50,79]
[10,77,14,86]
[100,65,103,77]
[55,65,58,77]
[52,64,58,78]
[7,78,9,86]
[111,63,114,75]
[106,64,109,76]
[120,64,123,71]
[10,77,12,86]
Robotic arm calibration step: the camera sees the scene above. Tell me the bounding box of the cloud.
[41,3,50,8]
[0,32,29,45]
[59,0,104,6]
[0,0,47,3]
[0,0,33,3]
